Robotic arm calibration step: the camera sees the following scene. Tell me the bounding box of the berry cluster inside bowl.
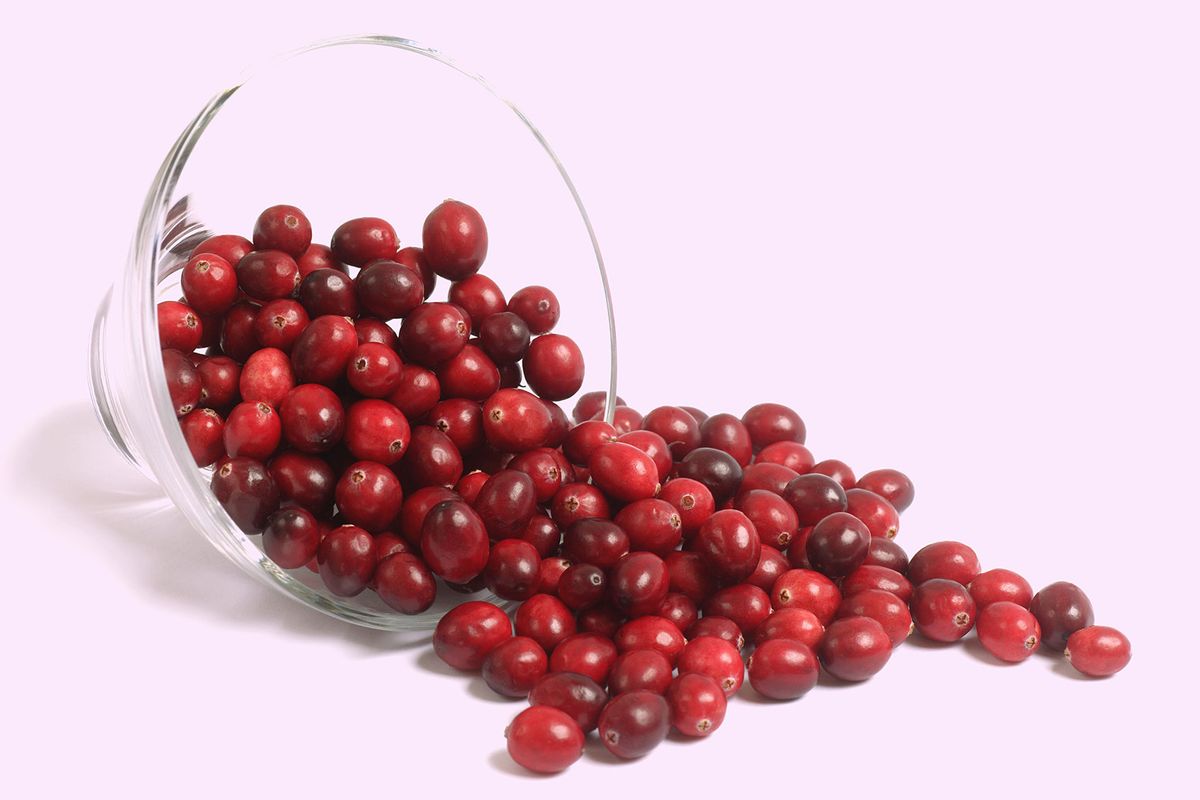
[157,201,1131,775]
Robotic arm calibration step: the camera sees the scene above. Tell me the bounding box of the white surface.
[2,3,1195,797]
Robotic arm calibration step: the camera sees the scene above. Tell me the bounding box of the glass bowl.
[88,34,618,630]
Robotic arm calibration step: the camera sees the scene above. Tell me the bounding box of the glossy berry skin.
[433,600,512,670]
[191,233,253,265]
[421,500,490,583]
[482,389,552,453]
[181,253,238,314]
[239,347,294,408]
[659,478,716,535]
[977,601,1041,662]
[448,274,506,328]
[613,499,682,557]
[810,459,855,490]
[806,512,870,578]
[782,473,848,526]
[608,552,669,616]
[588,442,659,502]
[507,285,560,334]
[196,356,240,412]
[218,303,260,362]
[599,691,671,760]
[695,509,761,583]
[737,489,800,549]
[676,447,743,504]
[354,317,398,349]
[477,311,530,364]
[666,673,727,737]
[400,426,464,489]
[550,483,611,528]
[388,365,440,420]
[818,616,892,681]
[865,537,910,574]
[269,452,336,515]
[506,450,570,506]
[331,217,398,267]
[740,462,801,497]
[742,403,806,449]
[422,200,488,280]
[698,413,753,466]
[753,607,824,648]
[262,506,321,569]
[615,430,670,481]
[838,589,912,647]
[484,538,541,601]
[844,488,900,539]
[505,706,584,774]
[278,384,344,454]
[911,579,977,642]
[180,408,224,466]
[223,401,280,461]
[163,350,201,418]
[608,649,674,695]
[748,639,819,700]
[291,315,358,386]
[237,250,299,301]
[429,398,485,453]
[374,553,437,614]
[397,486,458,545]
[657,593,697,632]
[394,246,435,298]
[615,617,686,664]
[210,457,279,533]
[772,569,842,625]
[158,301,204,353]
[969,568,1034,610]
[703,584,772,636]
[346,342,404,398]
[298,268,358,318]
[666,551,718,605]
[356,260,423,320]
[252,204,311,257]
[335,461,402,532]
[398,302,470,367]
[855,468,915,513]
[550,633,619,684]
[558,564,607,611]
[297,243,346,277]
[641,406,702,460]
[563,419,617,466]
[437,344,500,401]
[677,636,744,697]
[527,672,607,733]
[571,390,624,424]
[472,470,537,539]
[757,441,815,474]
[317,525,377,597]
[688,617,745,651]
[746,545,790,594]
[842,565,913,604]
[521,514,561,558]
[1066,626,1132,677]
[524,333,585,401]
[908,541,981,587]
[1030,582,1095,651]
[482,636,548,697]
[515,593,577,652]
[253,300,309,353]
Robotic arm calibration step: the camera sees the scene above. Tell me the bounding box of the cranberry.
[260,506,321,569]
[641,406,701,460]
[470,470,536,540]
[615,616,686,664]
[969,568,1033,609]
[599,691,670,760]
[908,541,981,586]
[477,311,530,365]
[192,233,252,265]
[180,408,225,466]
[181,253,238,314]
[482,636,548,697]
[508,448,571,504]
[388,364,440,419]
[678,636,743,697]
[524,676,605,742]
[398,302,470,366]
[550,633,618,684]
[748,639,819,700]
[498,360,521,392]
[298,268,358,318]
[562,518,628,569]
[483,538,540,601]
[666,551,717,604]
[911,579,977,642]
[818,616,892,681]
[342,399,410,465]
[373,552,436,614]
[842,565,913,604]
[335,461,402,532]
[523,334,585,401]
[482,389,552,453]
[433,600,512,670]
[537,557,572,595]
[676,447,743,504]
[344,342,402,399]
[757,441,815,473]
[422,200,487,280]
[437,344,500,401]
[507,285,560,334]
[357,260,423,320]
[558,563,607,611]
[657,592,699,633]
[515,593,577,652]
[297,243,346,277]
[865,537,909,573]
[521,514,561,557]
[736,489,799,549]
[1030,581,1095,651]
[617,430,673,480]
[811,458,856,490]
[855,468,915,513]
[290,315,357,385]
[614,499,682,557]
[239,347,294,408]
[223,401,280,460]
[772,568,841,625]
[703,584,771,635]
[446,274,504,329]
[786,527,812,568]
[158,302,203,353]
[331,217,398,267]
[252,204,311,257]
[428,399,484,454]
[608,552,669,616]
[844,488,900,540]
[542,401,570,447]
[420,500,489,583]
[354,317,397,349]
[806,511,870,578]
[695,509,760,582]
[753,607,824,648]
[589,442,659,502]
[608,650,673,696]
[698,413,753,466]
[666,673,726,737]
[393,246,435,298]
[373,533,411,563]
[550,483,611,528]
[317,525,376,596]
[237,250,298,301]
[218,303,259,362]
[742,402,806,449]
[251,300,308,354]
[572,390,625,423]
[688,616,745,651]
[601,405,644,434]
[400,426,464,488]
[1066,626,1132,677]
[747,544,790,592]
[211,456,279,532]
[782,473,847,526]
[278,384,344,454]
[740,462,801,498]
[563,420,617,466]
[838,589,912,647]
[659,478,717,536]
[397,486,458,544]
[976,601,1041,662]
[196,355,240,412]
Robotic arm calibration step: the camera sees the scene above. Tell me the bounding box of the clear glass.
[89,35,618,630]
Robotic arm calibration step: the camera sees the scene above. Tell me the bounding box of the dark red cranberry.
[192,233,252,265]
[297,243,346,277]
[181,253,238,314]
[659,478,716,536]
[515,593,577,652]
[344,399,410,465]
[298,268,358,318]
[698,412,753,466]
[421,500,489,583]
[437,344,500,401]
[477,311,530,365]
[268,452,334,514]
[740,462,801,498]
[180,408,224,466]
[911,579,977,642]
[977,601,1041,662]
[838,589,912,647]
[608,552,669,616]
[1066,626,1132,677]
[507,285,560,334]
[237,250,298,301]
[666,673,726,737]
[784,527,812,568]
[163,349,201,417]
[252,204,311,257]
[223,401,280,461]
[387,364,440,419]
[374,552,436,613]
[354,317,397,349]
[542,401,570,447]
[400,426,464,488]
[278,383,344,453]
[842,565,913,604]
[433,600,512,670]
[252,300,308,354]
[482,636,548,697]
[865,537,909,573]
[599,691,670,760]
[614,616,686,664]
[550,633,618,684]
[398,302,470,366]
[447,274,505,329]
[677,636,743,697]
[818,616,892,681]
[695,509,761,582]
[158,301,204,352]
[666,551,718,604]
[397,486,458,544]
[772,568,842,625]
[657,592,698,633]
[969,568,1033,609]
[550,483,611,527]
[507,448,571,504]
[687,616,745,651]
[196,355,240,412]
[908,541,981,586]
[537,556,572,595]
[290,315,357,385]
[608,649,673,695]
[357,260,423,320]
[641,406,701,460]
[523,334,584,401]
[558,563,607,611]
[481,389,551,452]
[422,200,487,280]
[1030,582,1095,651]
[345,342,403,398]
[497,360,522,389]
[676,447,743,504]
[615,430,671,481]
[589,442,659,502]
[757,441,815,473]
[373,533,411,563]
[703,584,771,635]
[211,457,278,533]
[562,518,628,569]
[428,398,484,453]
[262,506,321,569]
[521,514,561,557]
[806,512,870,578]
[239,347,294,408]
[753,607,824,648]
[736,489,799,549]
[844,488,900,540]
[747,544,790,593]
[394,246,435,299]
[317,524,377,597]
[782,473,847,526]
[482,538,540,601]
[563,419,617,466]
[473,470,537,539]
[748,639,819,700]
[335,461,402,532]
[856,468,915,513]
[571,390,625,423]
[742,402,806,449]
[811,458,855,490]
[614,499,682,557]
[527,671,606,733]
[331,217,398,267]
[218,303,260,362]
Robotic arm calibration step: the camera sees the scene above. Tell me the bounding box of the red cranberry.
[343,399,410,465]
[158,302,203,353]
[747,544,790,592]
[354,317,397,349]
[911,579,977,642]
[865,537,909,573]
[550,633,618,684]
[666,551,717,605]
[666,673,726,737]
[515,593,577,652]
[433,600,512,670]
[659,478,716,536]
[681,406,707,422]
[736,489,799,549]
[331,217,397,267]
[1030,581,1095,651]
[392,246,435,298]
[562,519,628,570]
[842,565,913,604]
[908,541,981,586]
[571,390,624,423]
[786,527,812,568]
[181,253,238,314]
[317,525,377,597]
[969,568,1033,609]
[608,649,674,695]
[345,343,403,398]
[252,204,311,257]
[400,426,464,488]
[448,274,505,329]
[482,636,548,697]
[753,607,824,648]
[397,486,458,544]
[677,447,743,504]
[976,601,1041,662]
[601,405,644,434]
[688,616,745,651]
[388,364,440,419]
[252,300,309,354]
[818,616,892,681]
[542,401,570,447]
[482,538,540,601]
[838,589,912,647]
[855,468,915,513]
[772,568,841,625]
[599,691,671,760]
[703,584,771,635]
[278,384,344,454]
[482,389,552,452]
[521,514,561,557]
[589,442,659,502]
[1066,626,1132,677]
[437,344,500,401]
[357,260,423,320]
[608,552,669,616]
[614,616,686,664]
[223,401,280,461]
[677,636,743,697]
[527,672,607,733]
[806,511,870,578]
[742,402,806,449]
[617,430,673,480]
[477,311,530,365]
[298,268,358,318]
[782,473,847,526]
[335,461,402,532]
[811,458,855,490]
[507,285,560,334]
[757,441,815,473]
[698,413,753,466]
[614,499,682,557]
[210,456,279,532]
[373,533,411,563]
[508,448,571,504]
[196,355,240,412]
[531,557,567,596]
[422,200,487,280]
[290,315,357,385]
[844,488,900,539]
[297,243,345,277]
[550,483,611,527]
[472,470,537,540]
[695,509,761,582]
[398,302,470,366]
[657,592,699,633]
[558,563,607,611]
[421,500,489,583]
[262,506,320,569]
[180,408,225,466]
[748,639,819,700]
[563,420,617,466]
[239,347,294,408]
[372,552,436,614]
[192,233,252,265]
[237,250,298,301]
[740,462,801,498]
[218,303,260,362]
[429,398,485,453]
[641,406,701,460]
[523,334,584,401]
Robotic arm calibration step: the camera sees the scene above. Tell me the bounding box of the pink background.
[3,2,1195,797]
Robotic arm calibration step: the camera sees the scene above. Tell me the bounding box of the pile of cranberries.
[159,201,1132,775]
